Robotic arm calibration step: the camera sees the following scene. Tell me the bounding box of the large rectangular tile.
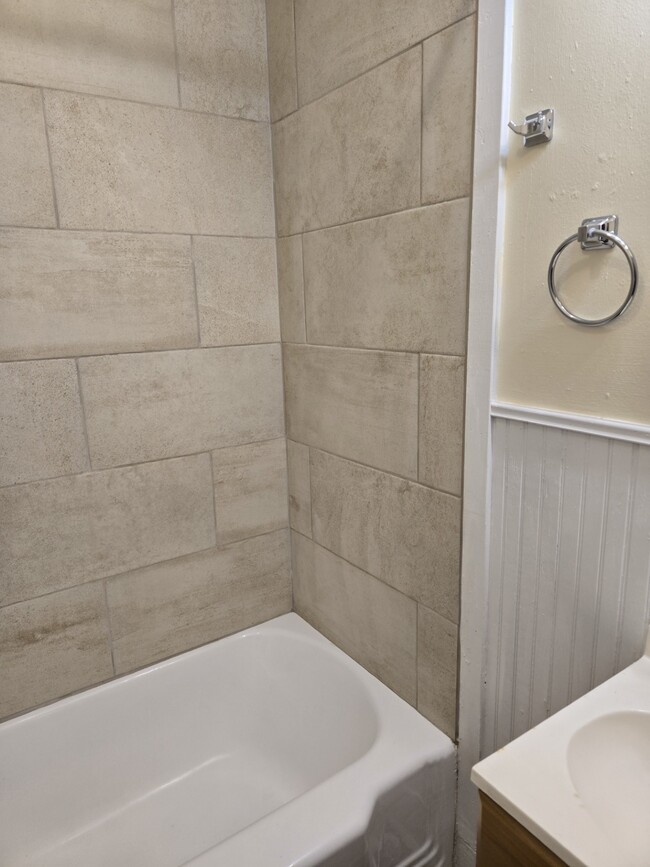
[45,91,274,235]
[310,450,461,621]
[273,49,421,235]
[212,438,288,545]
[417,604,458,738]
[0,359,88,486]
[175,0,269,120]
[304,201,470,353]
[266,0,298,121]
[0,583,113,720]
[0,454,216,607]
[284,344,418,478]
[287,439,311,536]
[422,16,476,205]
[79,345,284,468]
[0,0,178,105]
[292,532,417,703]
[295,0,476,104]
[108,529,291,673]
[0,229,197,360]
[277,235,306,343]
[0,83,55,228]
[419,354,466,496]
[193,236,280,346]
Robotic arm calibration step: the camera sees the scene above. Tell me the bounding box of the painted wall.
[497,0,650,423]
[267,0,477,738]
[0,0,291,720]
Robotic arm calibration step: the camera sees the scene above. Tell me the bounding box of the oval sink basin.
[568,711,650,866]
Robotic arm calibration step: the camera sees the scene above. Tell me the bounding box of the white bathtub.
[0,613,455,867]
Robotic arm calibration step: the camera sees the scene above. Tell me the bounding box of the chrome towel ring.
[547,215,638,326]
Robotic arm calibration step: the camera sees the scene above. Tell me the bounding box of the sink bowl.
[568,711,650,866]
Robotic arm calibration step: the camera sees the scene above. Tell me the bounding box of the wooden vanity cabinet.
[476,793,570,867]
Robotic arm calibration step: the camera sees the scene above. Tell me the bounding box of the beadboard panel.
[483,417,650,757]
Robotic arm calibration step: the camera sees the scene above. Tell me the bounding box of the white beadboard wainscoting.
[481,411,650,758]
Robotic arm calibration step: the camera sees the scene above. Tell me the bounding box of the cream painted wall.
[497,1,650,423]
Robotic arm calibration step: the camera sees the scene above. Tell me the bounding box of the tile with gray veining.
[287,439,311,536]
[304,201,470,353]
[273,49,421,235]
[0,83,55,228]
[79,345,284,468]
[0,359,88,486]
[266,0,298,121]
[422,15,476,205]
[45,91,274,236]
[212,438,288,545]
[0,583,113,720]
[175,0,269,120]
[284,344,418,478]
[0,0,178,105]
[292,531,416,703]
[0,454,216,607]
[277,236,306,343]
[194,236,280,346]
[0,229,197,361]
[419,354,465,496]
[417,604,458,738]
[310,449,461,621]
[295,0,476,104]
[108,529,291,673]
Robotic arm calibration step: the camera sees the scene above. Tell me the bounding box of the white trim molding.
[491,401,650,447]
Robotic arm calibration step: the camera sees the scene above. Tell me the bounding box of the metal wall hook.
[508,108,554,147]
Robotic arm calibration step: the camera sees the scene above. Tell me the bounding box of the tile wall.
[0,0,290,720]
[268,0,477,737]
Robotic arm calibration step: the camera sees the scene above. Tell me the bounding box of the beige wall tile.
[287,439,311,536]
[194,236,280,346]
[266,0,298,121]
[108,529,291,673]
[0,83,55,228]
[175,0,269,120]
[292,532,416,702]
[0,454,216,607]
[273,49,421,235]
[45,91,274,236]
[212,438,288,545]
[0,229,197,361]
[277,235,306,343]
[0,360,88,486]
[0,583,113,720]
[422,15,476,205]
[310,450,461,622]
[419,355,466,496]
[417,604,458,738]
[0,0,178,106]
[79,345,284,468]
[304,201,470,353]
[284,343,418,478]
[295,0,476,104]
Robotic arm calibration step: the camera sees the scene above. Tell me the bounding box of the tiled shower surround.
[0,0,476,738]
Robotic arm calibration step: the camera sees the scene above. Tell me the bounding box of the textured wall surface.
[0,0,291,720]
[268,0,477,738]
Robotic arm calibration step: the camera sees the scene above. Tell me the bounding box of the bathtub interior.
[0,622,379,866]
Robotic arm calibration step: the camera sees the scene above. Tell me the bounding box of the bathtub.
[0,613,455,867]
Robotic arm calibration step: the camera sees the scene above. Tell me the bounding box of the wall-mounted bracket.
[508,108,554,147]
[578,215,619,251]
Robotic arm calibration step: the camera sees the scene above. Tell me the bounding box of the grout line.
[277,195,471,239]
[419,41,424,205]
[0,223,277,240]
[292,0,300,108]
[208,450,219,545]
[0,437,287,492]
[307,445,314,539]
[169,0,183,109]
[416,353,421,480]
[415,602,420,707]
[272,11,477,124]
[285,340,466,361]
[102,579,117,676]
[40,89,60,228]
[74,358,93,469]
[299,233,309,341]
[189,236,202,346]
